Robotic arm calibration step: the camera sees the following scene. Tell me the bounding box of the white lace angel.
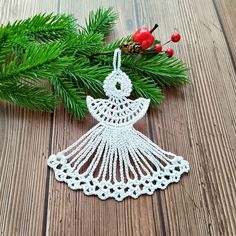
[48,49,190,201]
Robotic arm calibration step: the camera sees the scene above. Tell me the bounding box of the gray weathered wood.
[136,0,236,235]
[0,0,236,235]
[46,1,164,235]
[0,1,57,235]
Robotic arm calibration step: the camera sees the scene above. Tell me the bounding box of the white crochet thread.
[48,48,190,201]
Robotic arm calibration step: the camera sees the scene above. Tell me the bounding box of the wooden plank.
[135,0,236,235]
[213,0,236,63]
[0,1,57,235]
[48,109,163,236]
[46,1,165,235]
[46,0,236,235]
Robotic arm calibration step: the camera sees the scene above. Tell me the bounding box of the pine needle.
[0,8,190,118]
[65,62,110,97]
[128,72,164,106]
[84,7,118,35]
[51,77,87,119]
[1,43,74,81]
[0,82,56,111]
[104,35,132,50]
[123,54,190,87]
[4,13,76,43]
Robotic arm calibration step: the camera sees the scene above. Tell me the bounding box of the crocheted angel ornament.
[48,49,190,201]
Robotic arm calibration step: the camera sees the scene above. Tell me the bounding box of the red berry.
[133,28,155,49]
[133,28,148,41]
[171,33,181,42]
[154,44,162,52]
[165,48,174,57]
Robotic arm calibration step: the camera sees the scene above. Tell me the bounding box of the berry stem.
[90,49,162,56]
[149,24,159,33]
[162,40,171,46]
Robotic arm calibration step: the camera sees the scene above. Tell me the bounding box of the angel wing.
[87,96,150,126]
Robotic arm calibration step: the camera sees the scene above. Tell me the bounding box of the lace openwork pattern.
[48,48,190,201]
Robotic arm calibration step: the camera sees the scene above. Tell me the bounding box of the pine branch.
[103,35,132,50]
[0,30,11,64]
[0,82,56,111]
[127,71,164,106]
[4,14,76,43]
[91,52,189,87]
[0,8,191,118]
[123,54,190,87]
[64,32,104,57]
[0,43,74,81]
[51,77,87,119]
[84,7,118,35]
[64,62,110,97]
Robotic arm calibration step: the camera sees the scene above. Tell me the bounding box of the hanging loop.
[113,48,121,71]
[103,48,132,98]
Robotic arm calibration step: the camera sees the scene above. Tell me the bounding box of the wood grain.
[46,1,165,236]
[135,0,236,235]
[0,0,236,235]
[0,1,57,236]
[44,1,235,235]
[47,107,162,236]
[213,0,236,63]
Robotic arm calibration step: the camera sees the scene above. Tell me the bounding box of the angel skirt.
[48,121,189,201]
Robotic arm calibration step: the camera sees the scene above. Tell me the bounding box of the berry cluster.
[132,25,181,57]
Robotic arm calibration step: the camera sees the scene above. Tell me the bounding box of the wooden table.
[0,0,235,235]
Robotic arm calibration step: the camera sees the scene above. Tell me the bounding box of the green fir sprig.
[0,8,190,119]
